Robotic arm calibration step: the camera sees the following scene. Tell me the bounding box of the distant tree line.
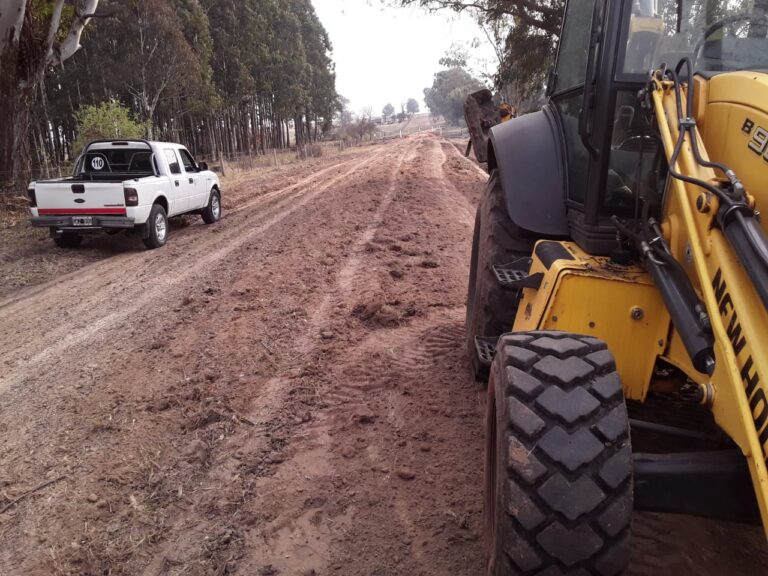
[381,98,420,122]
[0,0,339,190]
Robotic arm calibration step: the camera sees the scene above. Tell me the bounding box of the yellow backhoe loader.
[464,0,768,573]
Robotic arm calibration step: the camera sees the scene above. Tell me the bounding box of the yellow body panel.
[513,243,669,401]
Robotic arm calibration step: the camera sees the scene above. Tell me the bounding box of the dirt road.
[0,136,766,575]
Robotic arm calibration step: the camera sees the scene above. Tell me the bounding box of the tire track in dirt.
[223,142,413,575]
[227,154,365,215]
[50,139,417,576]
[280,136,485,575]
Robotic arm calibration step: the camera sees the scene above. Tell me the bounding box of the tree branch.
[47,0,100,67]
[0,0,29,52]
[45,0,66,59]
[395,0,561,34]
[0,475,66,515]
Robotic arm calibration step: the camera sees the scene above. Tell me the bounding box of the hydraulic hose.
[660,61,768,309]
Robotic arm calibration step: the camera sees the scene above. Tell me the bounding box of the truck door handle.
[188,178,194,184]
[175,180,179,187]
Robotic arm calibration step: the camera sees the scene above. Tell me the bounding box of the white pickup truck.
[28,140,221,249]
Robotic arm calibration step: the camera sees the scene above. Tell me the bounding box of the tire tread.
[488,330,632,575]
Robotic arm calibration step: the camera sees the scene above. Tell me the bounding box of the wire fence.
[207,140,351,176]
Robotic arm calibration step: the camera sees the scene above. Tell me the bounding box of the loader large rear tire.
[466,171,533,379]
[485,331,632,576]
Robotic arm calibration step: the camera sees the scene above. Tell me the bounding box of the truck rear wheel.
[53,232,82,248]
[143,204,168,249]
[466,171,533,379]
[486,331,632,575]
[201,189,221,224]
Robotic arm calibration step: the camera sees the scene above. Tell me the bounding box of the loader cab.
[549,0,768,254]
[548,0,667,254]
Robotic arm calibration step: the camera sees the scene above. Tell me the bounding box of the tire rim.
[155,212,167,242]
[212,194,220,219]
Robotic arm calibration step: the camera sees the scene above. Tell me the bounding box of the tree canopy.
[396,0,563,103]
[72,101,149,155]
[424,67,484,125]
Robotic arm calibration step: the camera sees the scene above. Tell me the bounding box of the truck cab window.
[179,149,197,173]
[164,149,181,175]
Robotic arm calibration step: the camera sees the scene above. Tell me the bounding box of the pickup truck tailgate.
[35,181,127,215]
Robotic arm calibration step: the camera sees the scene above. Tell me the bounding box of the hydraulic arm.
[648,63,768,535]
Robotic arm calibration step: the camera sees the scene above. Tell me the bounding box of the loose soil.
[0,135,765,575]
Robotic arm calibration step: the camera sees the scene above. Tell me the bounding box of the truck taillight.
[27,187,36,207]
[124,187,139,206]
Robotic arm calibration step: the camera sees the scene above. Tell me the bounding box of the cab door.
[178,148,207,209]
[163,148,189,214]
[549,0,599,209]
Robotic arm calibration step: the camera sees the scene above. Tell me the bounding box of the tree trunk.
[0,67,34,192]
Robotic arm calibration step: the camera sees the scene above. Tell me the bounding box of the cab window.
[554,0,597,92]
[552,0,597,205]
[164,149,181,175]
[601,91,665,217]
[179,149,197,173]
[623,0,768,75]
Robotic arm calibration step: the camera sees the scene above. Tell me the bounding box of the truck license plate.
[72,217,93,226]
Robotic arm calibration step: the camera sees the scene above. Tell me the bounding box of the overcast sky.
[311,0,497,116]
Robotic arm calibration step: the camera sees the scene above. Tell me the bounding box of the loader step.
[474,336,498,366]
[492,257,542,290]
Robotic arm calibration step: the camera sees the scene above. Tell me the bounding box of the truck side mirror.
[199,161,209,171]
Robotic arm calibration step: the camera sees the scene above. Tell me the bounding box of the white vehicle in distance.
[28,140,221,249]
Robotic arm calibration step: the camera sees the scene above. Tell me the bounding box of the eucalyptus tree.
[0,0,99,190]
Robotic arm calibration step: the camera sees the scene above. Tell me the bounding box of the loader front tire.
[466,171,533,379]
[485,331,632,576]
